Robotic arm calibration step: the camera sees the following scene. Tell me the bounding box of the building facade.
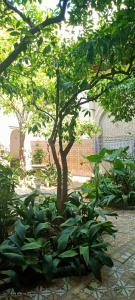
[89,102,135,154]
[0,103,135,176]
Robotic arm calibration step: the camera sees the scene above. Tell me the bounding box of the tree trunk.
[49,136,75,213]
[19,129,25,168]
[49,140,64,212]
[61,153,68,207]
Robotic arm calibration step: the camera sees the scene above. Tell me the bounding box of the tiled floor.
[1,210,135,300]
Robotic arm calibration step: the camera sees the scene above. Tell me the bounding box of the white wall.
[0,109,49,169]
[0,110,19,150]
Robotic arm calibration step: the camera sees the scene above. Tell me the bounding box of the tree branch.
[3,0,35,28]
[33,102,55,121]
[0,0,69,74]
[79,76,131,106]
[61,57,135,116]
[63,138,75,156]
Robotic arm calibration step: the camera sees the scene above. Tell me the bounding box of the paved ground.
[1,210,135,300]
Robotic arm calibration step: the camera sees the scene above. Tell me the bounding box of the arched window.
[10,128,20,159]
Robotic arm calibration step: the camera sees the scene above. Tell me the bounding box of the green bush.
[32,148,44,164]
[0,191,116,290]
[37,164,57,187]
[82,148,135,208]
[38,164,71,187]
[100,157,135,207]
[0,164,20,243]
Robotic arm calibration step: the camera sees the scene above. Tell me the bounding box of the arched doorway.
[10,128,20,159]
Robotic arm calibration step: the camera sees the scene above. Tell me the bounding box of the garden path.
[1,210,135,300]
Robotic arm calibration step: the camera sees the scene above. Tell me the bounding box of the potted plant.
[32,148,44,165]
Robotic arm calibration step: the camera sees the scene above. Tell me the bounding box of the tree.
[0,95,29,167]
[29,18,134,211]
[30,66,100,212]
[1,0,135,212]
[0,71,41,166]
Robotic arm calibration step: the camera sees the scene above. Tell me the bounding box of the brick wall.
[31,139,94,177]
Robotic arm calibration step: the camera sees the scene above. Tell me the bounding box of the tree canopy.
[1,0,135,75]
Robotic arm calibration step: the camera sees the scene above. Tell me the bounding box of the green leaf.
[89,223,102,239]
[125,160,135,169]
[24,190,38,207]
[43,45,51,55]
[57,234,69,252]
[91,242,109,250]
[59,250,77,258]
[0,270,17,279]
[80,245,90,266]
[102,211,118,218]
[0,245,20,254]
[2,252,24,262]
[95,251,113,267]
[10,31,19,36]
[114,159,124,170]
[94,208,107,220]
[35,222,50,236]
[43,254,58,279]
[9,234,21,248]
[15,220,26,241]
[87,205,95,219]
[86,154,103,164]
[61,216,81,227]
[58,226,77,251]
[88,256,102,281]
[21,241,42,251]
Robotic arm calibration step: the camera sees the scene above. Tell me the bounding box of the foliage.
[0,146,13,165]
[100,77,135,122]
[37,164,58,187]
[32,148,44,164]
[75,120,100,141]
[1,0,135,211]
[31,164,57,188]
[100,153,135,208]
[82,148,135,208]
[0,164,19,243]
[1,0,135,74]
[0,190,116,289]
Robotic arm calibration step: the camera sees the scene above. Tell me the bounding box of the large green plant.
[37,164,58,187]
[0,191,116,289]
[82,148,135,208]
[100,152,135,207]
[32,148,44,164]
[0,164,20,243]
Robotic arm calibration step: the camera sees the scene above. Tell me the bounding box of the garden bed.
[0,178,116,293]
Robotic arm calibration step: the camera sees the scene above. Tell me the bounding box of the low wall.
[31,139,94,177]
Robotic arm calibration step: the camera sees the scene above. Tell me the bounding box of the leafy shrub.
[38,164,71,187]
[100,156,135,207]
[32,148,44,164]
[0,164,20,243]
[25,164,70,188]
[0,146,13,165]
[82,148,135,208]
[0,191,116,290]
[37,164,57,187]
[22,164,57,188]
